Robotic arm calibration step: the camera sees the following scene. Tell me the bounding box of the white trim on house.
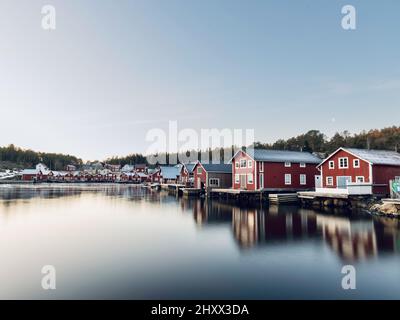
[317,147,373,168]
[284,162,291,167]
[300,174,306,185]
[300,162,306,168]
[247,173,253,184]
[235,174,239,184]
[353,159,360,168]
[338,157,349,169]
[259,162,263,172]
[326,176,334,186]
[356,176,365,183]
[259,173,264,189]
[328,161,335,169]
[285,174,291,185]
[209,178,220,187]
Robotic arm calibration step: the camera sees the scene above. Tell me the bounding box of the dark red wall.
[321,149,370,188]
[373,165,400,194]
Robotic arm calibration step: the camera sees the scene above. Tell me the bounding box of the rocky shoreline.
[369,201,400,217]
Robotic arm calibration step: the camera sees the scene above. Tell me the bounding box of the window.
[248,160,253,168]
[259,173,264,189]
[259,162,264,172]
[209,178,220,187]
[247,173,253,184]
[356,176,365,183]
[300,174,306,185]
[329,161,334,169]
[285,162,291,167]
[240,159,247,168]
[326,176,333,186]
[235,174,239,184]
[235,162,239,168]
[338,157,349,169]
[353,159,360,168]
[285,174,291,185]
[300,163,306,168]
[197,167,202,174]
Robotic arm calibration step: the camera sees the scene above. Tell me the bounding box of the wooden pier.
[182,188,203,197]
[268,193,299,204]
[297,191,377,209]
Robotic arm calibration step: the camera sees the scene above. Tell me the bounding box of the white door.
[337,176,351,189]
[315,175,321,188]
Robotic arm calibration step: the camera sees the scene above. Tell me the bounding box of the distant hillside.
[255,126,400,155]
[0,144,82,170]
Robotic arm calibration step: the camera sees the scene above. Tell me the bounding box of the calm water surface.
[0,184,399,299]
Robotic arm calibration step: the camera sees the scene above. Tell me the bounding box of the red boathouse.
[231,148,321,191]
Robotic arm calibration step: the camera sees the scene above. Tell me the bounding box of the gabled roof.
[319,147,400,167]
[159,166,180,179]
[198,163,232,173]
[181,162,197,173]
[233,148,321,164]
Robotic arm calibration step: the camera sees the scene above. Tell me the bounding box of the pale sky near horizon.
[1,0,400,161]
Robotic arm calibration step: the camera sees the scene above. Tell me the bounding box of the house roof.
[182,162,197,173]
[239,148,321,164]
[199,163,232,173]
[134,163,147,169]
[159,166,180,179]
[344,148,400,166]
[22,169,39,175]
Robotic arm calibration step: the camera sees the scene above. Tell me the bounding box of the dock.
[268,193,299,204]
[182,188,203,197]
[297,191,378,209]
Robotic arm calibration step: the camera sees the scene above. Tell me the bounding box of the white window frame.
[209,178,220,187]
[197,167,202,174]
[284,174,291,185]
[328,161,334,169]
[235,174,239,184]
[353,159,360,168]
[356,176,365,183]
[248,160,253,168]
[247,173,253,184]
[338,157,349,169]
[300,162,306,168]
[284,162,291,167]
[300,174,306,185]
[326,176,333,186]
[259,162,264,172]
[259,173,264,189]
[240,159,247,168]
[235,162,239,169]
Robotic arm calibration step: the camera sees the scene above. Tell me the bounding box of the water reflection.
[177,197,400,262]
[1,185,399,263]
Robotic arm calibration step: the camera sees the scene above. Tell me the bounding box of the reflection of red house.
[231,149,321,191]
[318,148,400,195]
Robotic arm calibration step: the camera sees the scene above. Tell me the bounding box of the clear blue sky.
[1,0,399,160]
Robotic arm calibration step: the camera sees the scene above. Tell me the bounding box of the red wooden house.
[231,148,321,191]
[317,148,400,195]
[193,162,232,191]
[179,162,197,186]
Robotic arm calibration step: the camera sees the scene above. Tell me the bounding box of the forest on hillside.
[0,144,82,170]
[107,126,400,165]
[1,126,400,169]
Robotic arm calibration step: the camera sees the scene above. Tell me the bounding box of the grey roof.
[200,163,232,173]
[182,162,197,173]
[159,166,180,179]
[344,148,400,166]
[245,148,321,164]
